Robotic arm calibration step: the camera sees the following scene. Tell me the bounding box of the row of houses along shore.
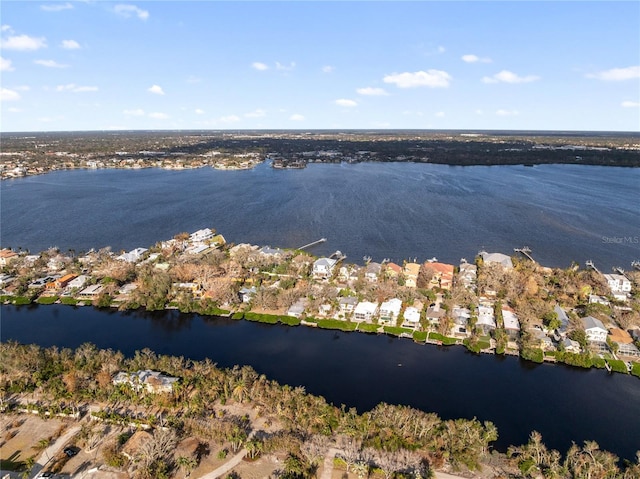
[1,227,639,373]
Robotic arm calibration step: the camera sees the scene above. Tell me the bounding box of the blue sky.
[1,1,639,132]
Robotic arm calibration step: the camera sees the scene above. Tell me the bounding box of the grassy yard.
[36,296,59,305]
[315,319,357,331]
[358,323,381,333]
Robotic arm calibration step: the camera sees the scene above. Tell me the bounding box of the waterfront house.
[238,286,257,303]
[338,296,358,317]
[338,264,360,283]
[353,301,378,322]
[502,307,521,339]
[480,251,514,269]
[378,298,402,325]
[476,305,496,334]
[531,329,555,351]
[561,338,582,354]
[425,262,455,290]
[287,298,308,318]
[0,274,14,288]
[189,228,214,243]
[554,305,570,336]
[313,257,338,279]
[385,262,403,279]
[117,247,148,263]
[582,316,608,342]
[0,249,18,267]
[259,246,284,257]
[172,282,202,299]
[403,262,421,288]
[617,342,640,358]
[112,369,178,394]
[603,273,631,301]
[51,273,78,290]
[402,306,421,328]
[66,275,89,291]
[78,284,104,299]
[458,260,477,291]
[425,305,444,325]
[608,327,633,345]
[365,262,382,282]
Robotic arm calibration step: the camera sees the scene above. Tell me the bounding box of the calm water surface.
[2,305,639,460]
[2,163,639,268]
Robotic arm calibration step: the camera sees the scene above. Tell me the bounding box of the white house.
[365,262,382,282]
[402,306,421,328]
[603,273,631,300]
[189,228,214,243]
[480,251,513,269]
[458,261,477,291]
[378,298,402,325]
[113,370,178,394]
[287,298,308,318]
[338,296,358,317]
[117,247,148,263]
[582,316,608,342]
[313,258,337,279]
[502,308,521,338]
[353,301,378,323]
[561,338,581,354]
[476,305,496,333]
[554,305,570,335]
[66,274,89,291]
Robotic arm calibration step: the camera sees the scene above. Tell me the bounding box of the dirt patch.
[231,454,280,479]
[0,414,69,465]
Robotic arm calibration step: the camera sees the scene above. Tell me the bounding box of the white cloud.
[383,70,452,88]
[35,59,68,68]
[482,70,540,84]
[621,101,640,108]
[0,56,14,72]
[289,113,305,121]
[41,3,73,11]
[276,61,295,71]
[356,87,389,96]
[61,39,81,50]
[14,85,30,91]
[252,62,269,71]
[148,84,165,95]
[335,99,358,107]
[195,108,205,115]
[1,88,21,102]
[114,4,149,20]
[148,112,169,119]
[496,109,519,116]
[587,65,640,81]
[244,108,266,118]
[437,46,446,53]
[7,107,21,112]
[435,111,445,117]
[475,109,484,115]
[322,65,334,73]
[462,54,492,63]
[1,25,13,33]
[56,84,98,92]
[123,108,145,116]
[1,34,47,51]
[219,115,240,123]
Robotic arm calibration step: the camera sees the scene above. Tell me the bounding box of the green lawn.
[316,319,357,331]
[244,312,280,324]
[608,359,628,374]
[279,316,301,326]
[631,362,640,378]
[36,296,59,305]
[383,326,414,336]
[358,323,381,333]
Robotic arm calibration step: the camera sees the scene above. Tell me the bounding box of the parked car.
[63,446,79,457]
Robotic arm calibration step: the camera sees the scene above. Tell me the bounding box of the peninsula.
[2,227,639,378]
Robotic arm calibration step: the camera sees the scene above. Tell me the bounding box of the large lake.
[2,305,640,460]
[1,163,640,459]
[1,163,639,269]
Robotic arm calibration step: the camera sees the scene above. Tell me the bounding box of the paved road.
[30,425,81,479]
[194,447,248,479]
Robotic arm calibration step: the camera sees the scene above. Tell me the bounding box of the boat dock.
[298,238,327,250]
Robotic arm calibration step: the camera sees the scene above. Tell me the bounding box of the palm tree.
[176,455,198,478]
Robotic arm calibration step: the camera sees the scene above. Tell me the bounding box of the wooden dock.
[298,238,327,250]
